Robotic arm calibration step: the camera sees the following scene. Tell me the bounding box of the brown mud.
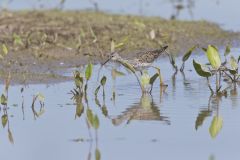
[0,10,239,83]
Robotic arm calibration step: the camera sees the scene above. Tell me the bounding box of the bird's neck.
[116,57,127,63]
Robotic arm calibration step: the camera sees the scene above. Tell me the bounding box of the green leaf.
[115,36,128,49]
[85,63,93,81]
[76,103,84,118]
[93,115,100,130]
[224,45,231,56]
[169,54,177,69]
[193,60,212,77]
[206,45,221,69]
[182,45,196,62]
[74,71,83,88]
[95,148,101,160]
[95,85,101,96]
[100,76,107,86]
[87,108,94,127]
[149,73,159,85]
[209,116,223,139]
[2,44,8,55]
[13,33,23,46]
[1,114,8,128]
[75,76,83,88]
[229,69,237,75]
[1,94,7,105]
[230,56,238,70]
[115,42,124,49]
[238,56,240,64]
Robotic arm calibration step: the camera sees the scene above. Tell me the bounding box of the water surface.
[0,49,240,160]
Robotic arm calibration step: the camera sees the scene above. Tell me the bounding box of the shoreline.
[0,10,239,83]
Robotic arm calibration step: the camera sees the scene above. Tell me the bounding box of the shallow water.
[0,48,239,160]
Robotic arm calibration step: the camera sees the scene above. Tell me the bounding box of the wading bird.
[100,45,169,92]
[102,45,168,71]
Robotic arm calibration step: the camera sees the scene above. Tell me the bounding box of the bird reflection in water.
[111,94,170,126]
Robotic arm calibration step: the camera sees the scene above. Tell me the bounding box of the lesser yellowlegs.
[102,45,168,71]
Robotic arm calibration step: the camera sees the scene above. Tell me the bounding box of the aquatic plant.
[85,63,93,92]
[72,63,93,96]
[168,53,178,72]
[94,75,107,97]
[193,45,239,95]
[71,64,101,142]
[180,45,197,72]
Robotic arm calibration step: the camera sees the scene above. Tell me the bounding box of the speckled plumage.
[109,46,168,71]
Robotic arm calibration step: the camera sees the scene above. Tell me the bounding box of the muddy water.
[0,48,239,160]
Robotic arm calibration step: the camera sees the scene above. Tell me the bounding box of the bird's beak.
[102,57,111,66]
[163,45,168,50]
[163,45,169,56]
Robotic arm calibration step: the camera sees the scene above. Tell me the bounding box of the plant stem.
[207,77,214,95]
[222,70,234,82]
[215,72,219,93]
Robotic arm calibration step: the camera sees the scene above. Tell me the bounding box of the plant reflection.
[195,94,225,139]
[195,96,213,130]
[0,73,14,144]
[229,84,238,108]
[94,92,109,118]
[31,93,45,120]
[111,93,170,126]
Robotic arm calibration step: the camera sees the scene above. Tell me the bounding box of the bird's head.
[102,52,121,65]
[110,52,121,61]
